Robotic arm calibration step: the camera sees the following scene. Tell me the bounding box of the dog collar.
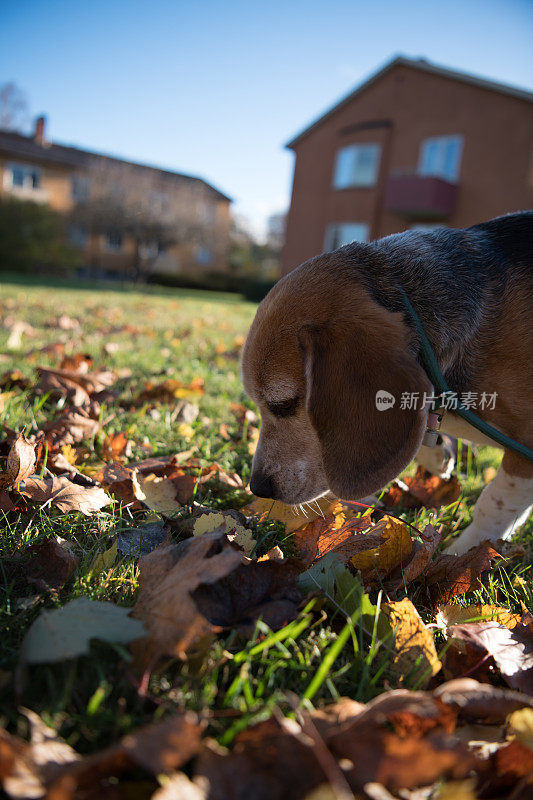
[399,288,533,463]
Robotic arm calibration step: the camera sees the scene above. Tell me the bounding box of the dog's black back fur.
[338,211,533,392]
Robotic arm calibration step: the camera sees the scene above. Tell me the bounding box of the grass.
[1,275,532,753]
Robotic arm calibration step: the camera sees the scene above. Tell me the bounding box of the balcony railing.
[384,173,457,219]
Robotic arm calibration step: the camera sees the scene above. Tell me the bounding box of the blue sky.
[1,0,532,238]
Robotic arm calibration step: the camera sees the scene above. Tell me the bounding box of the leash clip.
[422,396,445,448]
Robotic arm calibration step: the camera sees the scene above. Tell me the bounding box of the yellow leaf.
[243,496,343,534]
[436,603,521,631]
[132,471,182,516]
[507,708,533,749]
[384,598,442,687]
[61,444,78,465]
[193,511,256,556]
[177,423,194,441]
[90,539,118,574]
[350,516,412,576]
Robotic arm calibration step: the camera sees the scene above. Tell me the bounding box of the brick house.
[282,56,533,274]
[0,117,232,276]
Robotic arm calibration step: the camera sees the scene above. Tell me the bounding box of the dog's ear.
[298,303,433,499]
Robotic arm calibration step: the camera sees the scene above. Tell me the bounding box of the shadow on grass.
[0,270,251,305]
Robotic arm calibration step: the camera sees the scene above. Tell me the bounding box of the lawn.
[1,276,532,798]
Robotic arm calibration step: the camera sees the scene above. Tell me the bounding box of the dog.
[242,211,533,555]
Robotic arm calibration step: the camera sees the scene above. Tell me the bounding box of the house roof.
[0,129,232,203]
[286,55,533,149]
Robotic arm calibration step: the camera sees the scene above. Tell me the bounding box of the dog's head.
[241,253,432,504]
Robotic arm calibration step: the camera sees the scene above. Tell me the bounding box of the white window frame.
[4,162,42,192]
[418,135,463,182]
[324,222,369,251]
[333,144,381,189]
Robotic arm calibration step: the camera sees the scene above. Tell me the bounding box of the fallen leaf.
[326,703,478,793]
[193,716,330,800]
[243,496,341,534]
[293,512,372,566]
[132,470,183,515]
[386,524,442,591]
[442,615,533,693]
[131,531,244,665]
[20,476,111,515]
[102,431,131,461]
[152,772,205,799]
[36,367,114,407]
[434,677,533,723]
[0,434,36,490]
[192,556,303,635]
[47,713,203,799]
[0,709,80,799]
[59,352,93,373]
[383,467,462,510]
[425,541,502,605]
[436,603,521,631]
[89,540,118,575]
[23,539,79,591]
[507,707,533,750]
[193,511,257,556]
[383,598,441,687]
[41,405,100,449]
[349,517,413,580]
[20,596,145,664]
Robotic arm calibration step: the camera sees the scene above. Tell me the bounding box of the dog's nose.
[250,472,274,498]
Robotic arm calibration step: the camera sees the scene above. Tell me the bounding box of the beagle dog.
[242,212,533,555]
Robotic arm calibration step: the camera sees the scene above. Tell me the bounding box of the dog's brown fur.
[242,216,533,553]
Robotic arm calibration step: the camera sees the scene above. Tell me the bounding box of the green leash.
[399,288,533,464]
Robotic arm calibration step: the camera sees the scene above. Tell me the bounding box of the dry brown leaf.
[152,772,206,799]
[293,512,372,566]
[46,713,203,800]
[131,531,244,666]
[36,367,114,407]
[192,556,303,636]
[326,704,478,793]
[0,434,36,490]
[102,432,130,461]
[23,539,79,591]
[0,709,80,799]
[383,598,441,687]
[41,405,100,450]
[383,467,462,510]
[443,613,533,693]
[194,716,330,800]
[19,476,111,515]
[59,353,93,373]
[433,677,533,723]
[425,540,502,605]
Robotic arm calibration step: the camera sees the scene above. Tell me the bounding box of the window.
[150,191,170,214]
[68,224,87,247]
[324,222,369,251]
[106,230,122,251]
[6,163,41,191]
[196,246,212,265]
[71,175,90,201]
[333,144,381,188]
[418,136,463,182]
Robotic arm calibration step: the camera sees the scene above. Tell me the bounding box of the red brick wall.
[282,64,533,274]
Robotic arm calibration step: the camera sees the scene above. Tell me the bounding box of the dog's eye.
[267,398,299,417]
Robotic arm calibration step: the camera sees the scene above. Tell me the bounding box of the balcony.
[384,173,458,220]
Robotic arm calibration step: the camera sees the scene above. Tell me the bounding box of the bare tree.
[0,82,29,131]
[70,158,210,280]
